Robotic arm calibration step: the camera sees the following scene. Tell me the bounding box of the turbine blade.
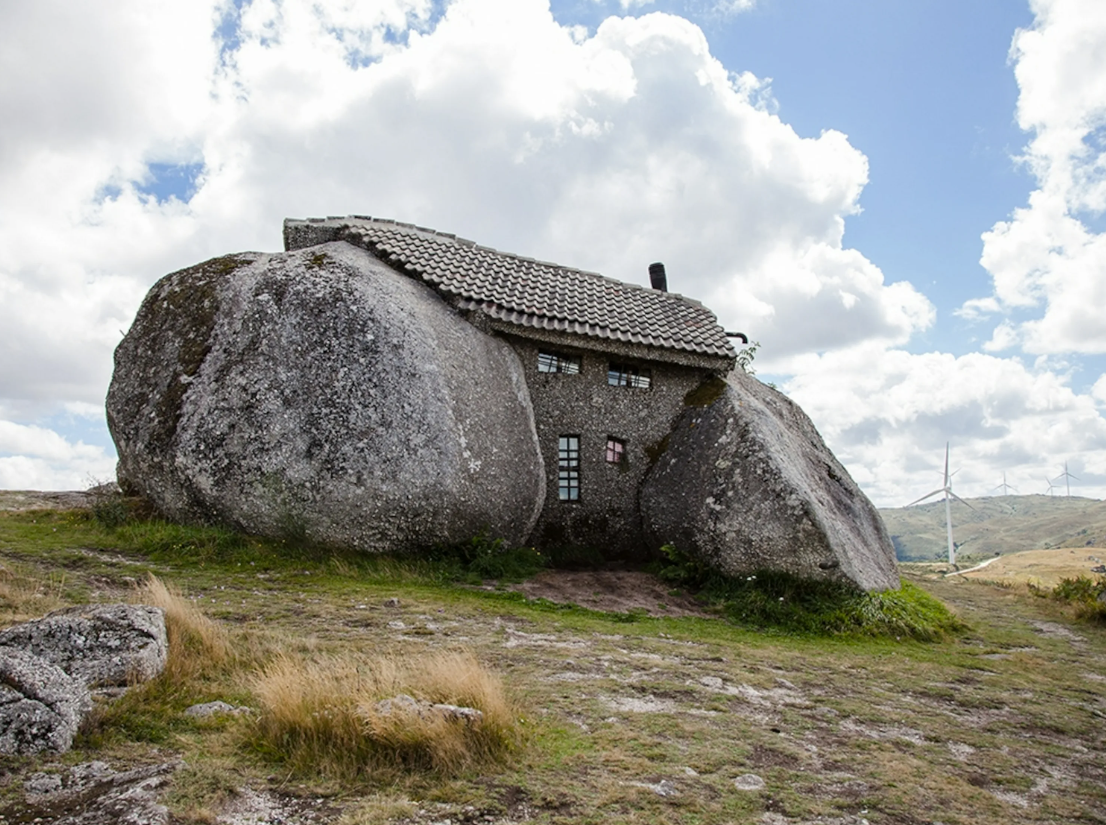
[907,489,945,507]
[949,491,975,510]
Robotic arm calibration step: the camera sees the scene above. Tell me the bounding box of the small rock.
[184,701,251,718]
[387,620,406,630]
[384,598,401,608]
[24,773,63,796]
[374,694,483,725]
[733,773,766,791]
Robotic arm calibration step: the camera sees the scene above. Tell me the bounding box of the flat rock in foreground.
[107,242,545,551]
[0,648,91,755]
[0,604,168,688]
[641,371,899,592]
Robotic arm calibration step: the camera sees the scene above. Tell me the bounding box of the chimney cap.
[648,262,668,292]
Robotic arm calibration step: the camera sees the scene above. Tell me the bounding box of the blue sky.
[1,0,1104,505]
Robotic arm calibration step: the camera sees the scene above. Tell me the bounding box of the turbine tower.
[992,472,1017,496]
[1053,461,1079,497]
[907,443,973,566]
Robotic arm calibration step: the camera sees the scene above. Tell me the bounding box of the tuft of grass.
[657,545,964,640]
[248,650,516,779]
[0,563,68,625]
[133,574,232,680]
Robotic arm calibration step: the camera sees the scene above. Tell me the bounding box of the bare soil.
[506,569,714,618]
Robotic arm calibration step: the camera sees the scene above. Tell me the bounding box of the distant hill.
[879,494,1106,561]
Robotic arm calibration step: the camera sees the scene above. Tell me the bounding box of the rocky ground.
[0,493,1103,824]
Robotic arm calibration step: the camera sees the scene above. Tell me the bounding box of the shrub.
[248,650,516,778]
[656,548,964,641]
[1049,575,1106,622]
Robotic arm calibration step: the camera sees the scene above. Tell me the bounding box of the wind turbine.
[992,473,1018,497]
[1053,461,1079,497]
[907,443,974,566]
[1044,477,1058,496]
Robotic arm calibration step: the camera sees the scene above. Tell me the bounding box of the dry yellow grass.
[961,546,1105,588]
[0,563,66,625]
[250,649,515,777]
[133,574,232,679]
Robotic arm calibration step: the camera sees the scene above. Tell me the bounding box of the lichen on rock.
[107,241,545,552]
[641,369,899,592]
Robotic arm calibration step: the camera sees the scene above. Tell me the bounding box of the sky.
[2,0,1105,507]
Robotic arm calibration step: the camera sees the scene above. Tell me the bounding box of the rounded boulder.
[641,371,899,592]
[107,241,545,551]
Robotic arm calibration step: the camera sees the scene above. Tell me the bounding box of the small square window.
[605,437,626,464]
[539,350,582,374]
[558,435,580,501]
[608,363,651,389]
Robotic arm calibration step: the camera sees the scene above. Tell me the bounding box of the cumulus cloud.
[971,0,1106,355]
[3,0,1098,504]
[781,344,1106,506]
[0,420,116,491]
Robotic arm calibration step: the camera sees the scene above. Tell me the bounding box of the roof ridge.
[330,215,700,303]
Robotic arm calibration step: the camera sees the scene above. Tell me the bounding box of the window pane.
[608,363,651,389]
[540,351,581,374]
[558,435,580,501]
[605,437,625,464]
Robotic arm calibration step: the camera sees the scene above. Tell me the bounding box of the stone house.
[283,216,741,558]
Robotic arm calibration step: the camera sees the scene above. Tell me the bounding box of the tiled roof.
[287,217,736,364]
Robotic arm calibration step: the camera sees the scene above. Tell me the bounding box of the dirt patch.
[507,569,714,618]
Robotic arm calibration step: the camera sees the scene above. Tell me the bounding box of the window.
[605,437,626,464]
[558,435,580,501]
[538,350,582,374]
[608,363,652,389]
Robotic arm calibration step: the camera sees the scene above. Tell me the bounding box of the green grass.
[656,545,965,640]
[1,504,1105,825]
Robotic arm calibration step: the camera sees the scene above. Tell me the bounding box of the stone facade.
[502,335,709,557]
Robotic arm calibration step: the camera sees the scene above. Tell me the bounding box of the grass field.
[0,502,1103,825]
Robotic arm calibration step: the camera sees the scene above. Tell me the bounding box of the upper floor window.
[538,350,582,374]
[608,363,652,389]
[558,435,580,501]
[605,437,626,465]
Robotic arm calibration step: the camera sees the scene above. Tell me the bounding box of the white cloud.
[0,421,115,491]
[781,344,1106,507]
[4,0,1084,507]
[972,0,1106,355]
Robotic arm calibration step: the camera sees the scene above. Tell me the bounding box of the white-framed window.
[538,350,582,374]
[558,435,580,501]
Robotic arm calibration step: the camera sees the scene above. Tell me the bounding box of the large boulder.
[0,647,91,755]
[0,604,168,688]
[641,371,899,592]
[107,241,545,551]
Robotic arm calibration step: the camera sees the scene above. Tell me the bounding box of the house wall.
[503,335,711,559]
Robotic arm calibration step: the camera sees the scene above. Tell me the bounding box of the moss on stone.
[682,376,727,408]
[644,433,670,465]
[306,252,330,270]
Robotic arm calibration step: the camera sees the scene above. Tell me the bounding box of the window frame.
[558,435,581,501]
[607,362,652,389]
[604,436,626,465]
[538,350,582,375]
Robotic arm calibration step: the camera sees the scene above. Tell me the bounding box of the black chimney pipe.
[648,262,667,292]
